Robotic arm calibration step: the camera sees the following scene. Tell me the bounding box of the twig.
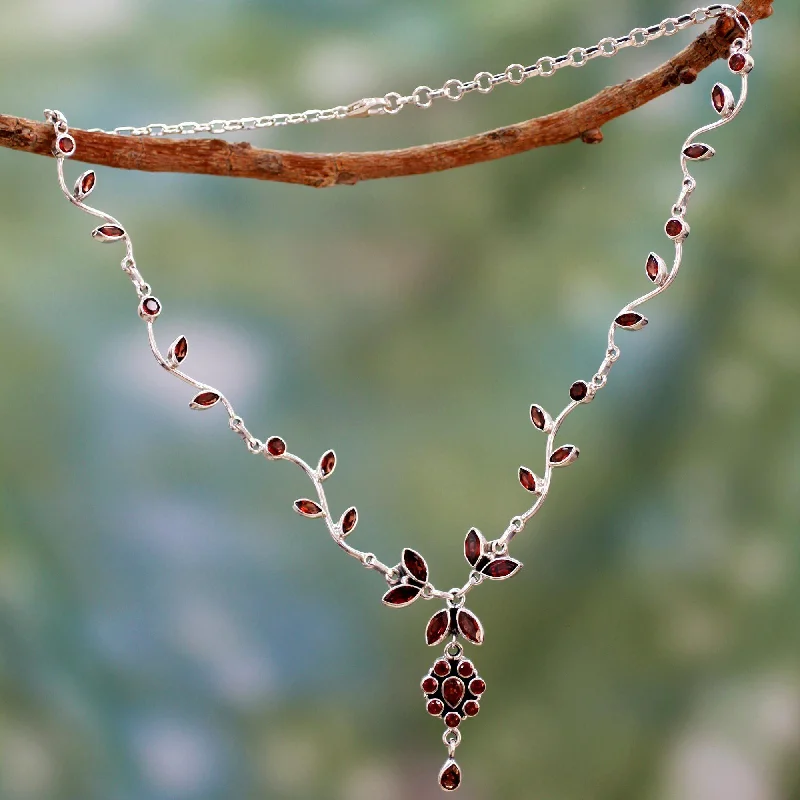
[0,0,773,187]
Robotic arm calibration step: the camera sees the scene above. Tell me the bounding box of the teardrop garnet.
[442,677,465,709]
[439,760,462,792]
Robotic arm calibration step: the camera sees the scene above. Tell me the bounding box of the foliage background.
[0,1,798,799]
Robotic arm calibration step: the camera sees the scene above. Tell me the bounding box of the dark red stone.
[457,610,484,645]
[426,610,450,646]
[683,144,712,160]
[530,404,547,430]
[463,700,480,717]
[646,253,662,282]
[615,312,647,329]
[442,677,465,708]
[97,225,124,239]
[470,678,486,695]
[712,84,727,113]
[319,450,336,477]
[427,699,444,716]
[550,445,577,464]
[518,467,538,492]
[665,218,684,238]
[434,660,451,678]
[444,712,461,728]
[457,661,474,679]
[267,437,286,457]
[80,171,96,194]
[141,297,161,317]
[464,528,483,566]
[295,499,322,517]
[192,391,219,408]
[439,761,461,792]
[729,53,747,72]
[58,136,75,154]
[173,336,188,362]
[422,676,438,694]
[341,507,357,534]
[381,584,420,606]
[403,549,428,583]
[482,558,522,579]
[570,381,588,402]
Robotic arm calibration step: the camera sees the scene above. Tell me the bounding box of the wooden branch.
[0,0,773,188]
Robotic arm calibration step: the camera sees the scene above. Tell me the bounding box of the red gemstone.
[518,467,537,492]
[427,699,444,716]
[442,677,465,708]
[570,381,588,402]
[434,660,451,678]
[439,761,461,792]
[97,225,124,239]
[403,549,428,583]
[319,450,336,477]
[173,336,188,362]
[683,144,712,160]
[646,253,662,282]
[464,528,483,566]
[341,507,357,534]
[457,610,484,645]
[530,404,547,430]
[422,677,438,694]
[665,218,684,238]
[463,700,480,717]
[295,499,323,516]
[712,84,727,113]
[615,312,647,330]
[141,297,161,317]
[483,558,522,579]
[381,584,420,606]
[426,610,451,646]
[550,445,576,464]
[729,53,747,72]
[470,678,486,695]
[444,712,461,728]
[81,171,96,194]
[266,437,286,457]
[192,391,219,407]
[457,661,474,679]
[58,136,75,154]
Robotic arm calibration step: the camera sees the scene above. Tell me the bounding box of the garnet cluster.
[422,655,486,730]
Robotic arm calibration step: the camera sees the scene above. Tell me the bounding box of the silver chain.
[90,5,738,138]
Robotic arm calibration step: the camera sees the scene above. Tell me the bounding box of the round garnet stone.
[464,700,480,717]
[729,53,747,72]
[267,437,286,457]
[665,218,684,238]
[422,677,438,694]
[570,381,588,402]
[433,660,450,678]
[427,699,444,716]
[470,678,486,695]
[58,136,75,154]
[141,297,161,317]
[444,712,461,728]
[457,661,474,679]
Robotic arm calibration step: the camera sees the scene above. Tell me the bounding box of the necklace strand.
[45,5,754,791]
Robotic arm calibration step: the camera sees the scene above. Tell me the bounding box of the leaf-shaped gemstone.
[73,170,96,200]
[482,557,522,580]
[381,584,420,607]
[426,609,451,646]
[340,507,358,536]
[615,312,648,331]
[530,404,551,431]
[457,609,485,645]
[92,225,125,242]
[294,499,323,518]
[439,760,462,792]
[442,676,465,708]
[190,391,220,410]
[403,548,429,583]
[266,436,286,457]
[464,527,485,567]
[646,252,667,285]
[712,83,735,115]
[518,467,539,493]
[550,445,579,466]
[168,336,188,364]
[318,450,336,478]
[683,143,715,161]
[569,380,589,402]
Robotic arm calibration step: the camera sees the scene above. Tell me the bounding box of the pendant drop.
[439,758,462,792]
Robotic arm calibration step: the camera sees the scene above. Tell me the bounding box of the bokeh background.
[1,1,798,799]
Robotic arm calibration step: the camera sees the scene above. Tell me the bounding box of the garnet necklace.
[43,6,755,791]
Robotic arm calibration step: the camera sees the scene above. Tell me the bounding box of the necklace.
[42,5,756,792]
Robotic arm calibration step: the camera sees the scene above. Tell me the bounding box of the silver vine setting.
[44,5,754,792]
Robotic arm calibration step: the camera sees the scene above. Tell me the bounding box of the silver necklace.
[43,5,755,792]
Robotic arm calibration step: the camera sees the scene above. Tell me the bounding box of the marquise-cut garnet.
[457,610,484,645]
[295,499,323,517]
[341,507,358,534]
[442,677,465,708]
[422,677,438,694]
[97,225,125,239]
[444,712,461,728]
[439,760,461,792]
[464,528,483,566]
[457,661,474,679]
[683,143,713,160]
[267,437,286,457]
[426,610,450,646]
[80,171,96,194]
[403,549,428,583]
[469,678,486,695]
[192,391,220,408]
[550,445,577,464]
[712,84,726,112]
[172,336,188,362]
[427,699,444,716]
[483,558,521,579]
[646,253,663,282]
[382,584,420,606]
[530,404,547,430]
[519,467,538,492]
[463,700,480,717]
[434,660,451,678]
[319,450,336,477]
[615,312,647,330]
[570,381,588,402]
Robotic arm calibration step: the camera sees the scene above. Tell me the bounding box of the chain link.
[90,6,738,138]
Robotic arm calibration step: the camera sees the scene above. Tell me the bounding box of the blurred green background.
[1,1,798,799]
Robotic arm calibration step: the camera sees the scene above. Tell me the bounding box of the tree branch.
[0,0,773,188]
